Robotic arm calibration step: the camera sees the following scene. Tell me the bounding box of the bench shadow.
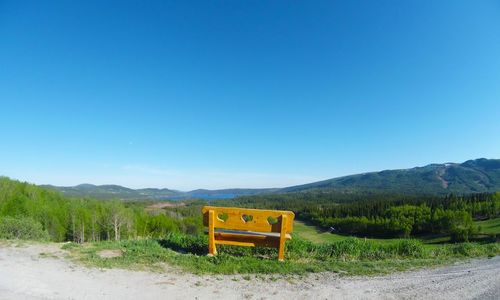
[157,238,278,259]
[157,239,206,255]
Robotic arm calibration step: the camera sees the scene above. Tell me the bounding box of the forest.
[227,192,500,241]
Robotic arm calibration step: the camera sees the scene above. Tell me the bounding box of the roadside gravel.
[0,242,498,299]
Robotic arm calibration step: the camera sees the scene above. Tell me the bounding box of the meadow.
[62,218,500,275]
[475,217,500,235]
[294,221,395,244]
[62,231,498,276]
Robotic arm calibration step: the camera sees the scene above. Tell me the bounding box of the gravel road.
[0,243,498,299]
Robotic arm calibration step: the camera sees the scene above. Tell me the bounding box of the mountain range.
[40,183,277,200]
[42,158,500,200]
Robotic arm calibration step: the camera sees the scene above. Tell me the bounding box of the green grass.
[63,218,500,275]
[293,221,346,243]
[294,221,409,244]
[475,217,500,235]
[294,219,500,246]
[64,232,500,276]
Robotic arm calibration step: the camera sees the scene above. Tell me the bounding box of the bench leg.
[278,240,285,261]
[208,235,217,256]
[208,210,217,255]
[278,214,287,261]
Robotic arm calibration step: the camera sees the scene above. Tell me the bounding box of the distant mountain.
[183,189,279,200]
[41,158,500,200]
[282,158,500,195]
[41,184,277,201]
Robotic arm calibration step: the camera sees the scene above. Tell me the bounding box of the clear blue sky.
[1,1,499,190]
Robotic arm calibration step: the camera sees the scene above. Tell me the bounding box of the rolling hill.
[283,158,500,194]
[41,158,500,200]
[41,184,277,200]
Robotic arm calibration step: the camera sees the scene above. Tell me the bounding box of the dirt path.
[0,243,498,300]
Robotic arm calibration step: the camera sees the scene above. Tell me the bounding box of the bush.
[0,216,50,241]
[390,239,425,257]
[433,242,499,257]
[311,238,426,260]
[450,225,477,243]
[286,237,317,259]
[317,238,367,260]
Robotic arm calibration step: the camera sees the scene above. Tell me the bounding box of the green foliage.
[229,191,499,240]
[0,216,50,240]
[0,177,203,243]
[434,242,500,257]
[450,226,474,243]
[391,239,425,257]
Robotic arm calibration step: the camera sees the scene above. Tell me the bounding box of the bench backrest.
[202,206,295,234]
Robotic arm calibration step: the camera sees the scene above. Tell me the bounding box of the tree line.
[226,191,500,241]
[0,177,203,242]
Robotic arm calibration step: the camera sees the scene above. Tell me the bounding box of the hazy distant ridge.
[41,184,277,200]
[42,158,500,200]
[283,158,500,194]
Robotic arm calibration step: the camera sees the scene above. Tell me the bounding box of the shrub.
[390,239,425,257]
[0,216,50,241]
[318,238,365,260]
[450,225,476,243]
[286,237,317,259]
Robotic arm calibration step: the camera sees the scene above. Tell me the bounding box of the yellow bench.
[202,206,295,261]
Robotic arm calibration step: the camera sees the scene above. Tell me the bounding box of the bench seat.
[214,229,292,239]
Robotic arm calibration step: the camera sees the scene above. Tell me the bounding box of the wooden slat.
[214,234,281,248]
[214,230,291,240]
[213,229,292,239]
[215,240,258,247]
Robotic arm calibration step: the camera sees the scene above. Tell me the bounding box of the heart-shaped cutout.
[241,214,253,222]
[267,216,278,225]
[217,213,228,222]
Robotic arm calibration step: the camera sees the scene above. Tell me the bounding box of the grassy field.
[295,217,500,245]
[61,217,500,275]
[293,221,345,243]
[475,218,500,235]
[293,220,461,251]
[294,221,396,244]
[63,230,500,276]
